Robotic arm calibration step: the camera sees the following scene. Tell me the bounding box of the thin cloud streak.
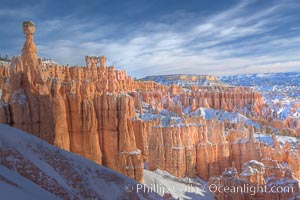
[22,0,300,77]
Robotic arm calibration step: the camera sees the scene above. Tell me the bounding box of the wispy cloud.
[0,8,32,18]
[5,0,300,77]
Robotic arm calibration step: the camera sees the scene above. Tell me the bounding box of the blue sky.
[1,0,300,77]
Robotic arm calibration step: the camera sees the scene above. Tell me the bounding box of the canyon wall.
[0,22,146,181]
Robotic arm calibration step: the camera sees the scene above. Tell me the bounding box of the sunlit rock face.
[0,21,299,195]
[209,160,299,200]
[0,21,145,181]
[22,21,38,67]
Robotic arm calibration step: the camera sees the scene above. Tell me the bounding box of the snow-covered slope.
[187,107,260,128]
[0,165,60,200]
[0,124,162,200]
[143,169,214,200]
[254,133,299,149]
[221,72,300,128]
[220,72,300,86]
[137,104,260,128]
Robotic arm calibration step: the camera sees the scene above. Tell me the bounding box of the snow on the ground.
[138,104,261,129]
[0,60,11,65]
[0,124,163,200]
[189,107,260,128]
[143,169,214,200]
[277,135,299,146]
[42,60,58,65]
[220,72,300,86]
[138,109,182,127]
[254,133,274,146]
[0,165,60,200]
[254,133,299,148]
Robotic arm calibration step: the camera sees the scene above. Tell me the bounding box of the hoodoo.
[22,21,38,67]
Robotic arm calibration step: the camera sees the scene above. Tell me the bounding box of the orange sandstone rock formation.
[210,160,299,200]
[0,21,143,181]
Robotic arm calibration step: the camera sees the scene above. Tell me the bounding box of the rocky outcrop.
[210,160,299,200]
[209,129,300,199]
[0,22,144,181]
[148,118,231,180]
[21,21,38,68]
[96,94,143,181]
[180,86,263,114]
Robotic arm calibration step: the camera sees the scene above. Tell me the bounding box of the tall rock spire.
[21,21,38,68]
[21,21,45,83]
